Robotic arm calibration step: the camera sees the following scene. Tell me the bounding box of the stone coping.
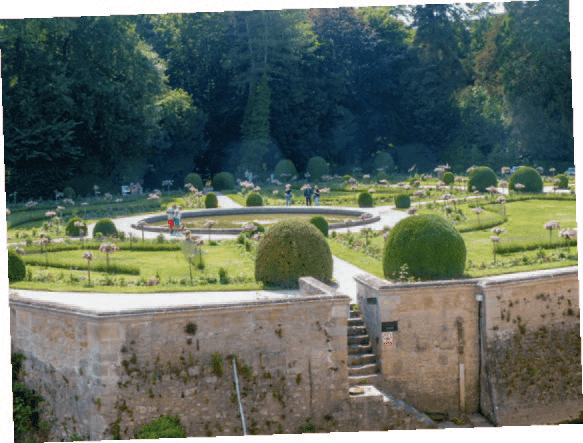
[354,266,578,292]
[131,206,380,234]
[9,289,351,319]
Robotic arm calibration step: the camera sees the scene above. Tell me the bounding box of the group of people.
[167,204,183,235]
[285,184,320,206]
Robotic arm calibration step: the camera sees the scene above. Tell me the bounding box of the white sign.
[382,332,393,346]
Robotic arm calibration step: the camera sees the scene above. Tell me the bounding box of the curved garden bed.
[132,207,380,235]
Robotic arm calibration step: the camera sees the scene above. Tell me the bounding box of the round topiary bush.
[255,220,333,288]
[358,191,374,208]
[212,172,235,191]
[63,186,76,200]
[306,156,330,181]
[554,173,569,190]
[374,151,395,172]
[394,193,411,209]
[205,192,219,208]
[93,218,118,238]
[310,215,329,237]
[442,171,455,186]
[8,249,26,282]
[246,192,263,207]
[184,173,203,191]
[65,217,87,237]
[508,166,543,193]
[383,214,466,281]
[274,159,297,180]
[468,166,497,192]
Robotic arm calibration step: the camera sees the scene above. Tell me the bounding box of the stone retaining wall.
[354,267,582,424]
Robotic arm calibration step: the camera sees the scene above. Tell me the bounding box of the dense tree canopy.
[2,1,573,199]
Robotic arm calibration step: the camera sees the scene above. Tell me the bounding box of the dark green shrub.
[274,159,297,179]
[63,186,76,200]
[13,353,46,442]
[468,166,497,192]
[205,192,219,208]
[8,249,26,282]
[184,173,203,191]
[554,173,569,190]
[358,191,374,208]
[342,175,352,182]
[394,193,411,209]
[255,220,333,288]
[374,152,395,172]
[212,172,235,191]
[246,192,263,207]
[509,166,543,193]
[65,217,87,237]
[306,156,330,181]
[138,415,187,439]
[310,216,329,237]
[93,218,117,238]
[376,171,389,182]
[442,171,454,185]
[383,215,466,281]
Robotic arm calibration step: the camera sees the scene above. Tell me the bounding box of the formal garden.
[6,165,577,293]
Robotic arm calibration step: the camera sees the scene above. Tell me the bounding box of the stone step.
[348,363,379,376]
[347,318,364,326]
[347,353,377,366]
[348,335,370,345]
[349,309,361,319]
[347,325,367,336]
[348,373,379,385]
[348,343,372,355]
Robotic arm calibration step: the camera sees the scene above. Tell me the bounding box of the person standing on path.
[174,206,183,234]
[167,204,175,234]
[313,185,320,206]
[303,184,313,206]
[285,184,292,206]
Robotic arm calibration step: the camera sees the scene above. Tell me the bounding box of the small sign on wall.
[382,331,393,346]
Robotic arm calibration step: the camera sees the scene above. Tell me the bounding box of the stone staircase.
[347,304,379,386]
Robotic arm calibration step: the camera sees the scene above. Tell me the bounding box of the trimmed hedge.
[442,171,454,185]
[394,193,411,209]
[383,214,466,281]
[255,220,333,288]
[212,172,235,191]
[310,215,329,237]
[358,191,374,208]
[205,192,219,208]
[184,173,203,191]
[93,218,118,238]
[274,159,297,179]
[8,249,26,282]
[468,166,497,192]
[65,217,87,237]
[376,171,389,182]
[306,156,330,181]
[21,255,140,275]
[555,173,569,190]
[509,166,543,193]
[246,192,263,207]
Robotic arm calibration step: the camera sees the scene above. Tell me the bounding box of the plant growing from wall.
[211,353,224,377]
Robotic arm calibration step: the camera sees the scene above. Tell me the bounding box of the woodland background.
[1,1,573,199]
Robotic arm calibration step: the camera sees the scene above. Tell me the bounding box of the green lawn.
[329,198,577,280]
[10,240,263,292]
